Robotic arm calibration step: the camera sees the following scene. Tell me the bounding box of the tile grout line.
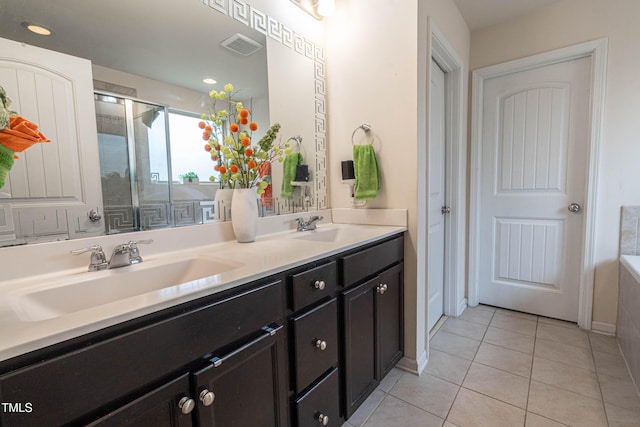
[523,315,539,426]
[441,307,497,424]
[589,332,611,426]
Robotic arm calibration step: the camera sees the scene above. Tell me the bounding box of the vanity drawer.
[291,298,338,393]
[340,235,403,288]
[290,261,337,312]
[294,367,340,427]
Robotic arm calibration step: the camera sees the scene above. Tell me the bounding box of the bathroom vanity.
[0,224,404,426]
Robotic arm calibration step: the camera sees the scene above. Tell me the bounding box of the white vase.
[231,188,258,243]
[213,188,234,221]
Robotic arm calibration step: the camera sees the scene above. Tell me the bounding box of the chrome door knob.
[317,413,329,425]
[315,339,327,350]
[568,203,582,213]
[314,280,326,290]
[199,389,215,406]
[178,396,195,414]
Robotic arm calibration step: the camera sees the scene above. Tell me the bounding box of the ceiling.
[0,0,268,98]
[452,0,565,31]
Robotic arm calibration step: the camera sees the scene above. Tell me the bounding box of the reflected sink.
[11,257,242,322]
[291,227,342,243]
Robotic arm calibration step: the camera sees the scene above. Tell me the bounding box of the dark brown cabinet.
[88,374,194,427]
[340,236,404,419]
[193,325,288,427]
[0,232,404,427]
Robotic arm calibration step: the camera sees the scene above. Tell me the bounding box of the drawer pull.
[317,413,329,425]
[199,389,215,407]
[178,396,195,414]
[314,339,328,351]
[314,280,326,290]
[377,283,388,294]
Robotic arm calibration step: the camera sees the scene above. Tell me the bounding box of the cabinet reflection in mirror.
[0,0,326,245]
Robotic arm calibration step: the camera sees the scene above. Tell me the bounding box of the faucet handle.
[71,245,108,271]
[128,239,153,264]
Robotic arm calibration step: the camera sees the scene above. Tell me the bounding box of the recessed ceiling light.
[203,78,217,85]
[21,22,53,36]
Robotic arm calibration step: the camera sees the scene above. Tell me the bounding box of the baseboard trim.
[592,321,616,335]
[396,350,428,375]
[457,298,468,317]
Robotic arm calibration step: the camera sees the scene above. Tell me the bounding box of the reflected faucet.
[295,215,323,232]
[108,239,153,269]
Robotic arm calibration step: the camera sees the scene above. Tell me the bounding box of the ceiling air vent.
[220,33,263,56]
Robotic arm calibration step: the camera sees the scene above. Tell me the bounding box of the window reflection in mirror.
[167,110,222,185]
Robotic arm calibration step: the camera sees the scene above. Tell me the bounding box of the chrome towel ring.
[351,124,372,145]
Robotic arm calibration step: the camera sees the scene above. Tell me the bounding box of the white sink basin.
[291,227,342,242]
[10,257,242,322]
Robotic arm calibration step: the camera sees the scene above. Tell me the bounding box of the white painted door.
[427,59,446,331]
[478,56,591,321]
[0,37,104,242]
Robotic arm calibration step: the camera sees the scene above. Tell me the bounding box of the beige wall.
[470,0,640,326]
[326,0,469,368]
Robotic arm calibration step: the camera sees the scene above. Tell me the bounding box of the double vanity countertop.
[0,211,406,364]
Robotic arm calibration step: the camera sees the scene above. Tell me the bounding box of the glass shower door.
[95,94,171,234]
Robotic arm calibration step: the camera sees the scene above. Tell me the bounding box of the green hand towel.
[281,152,304,199]
[353,144,379,201]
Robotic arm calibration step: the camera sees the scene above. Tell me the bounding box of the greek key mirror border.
[202,0,328,210]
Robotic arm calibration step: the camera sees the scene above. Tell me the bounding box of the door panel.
[0,37,104,242]
[479,57,591,321]
[427,58,446,331]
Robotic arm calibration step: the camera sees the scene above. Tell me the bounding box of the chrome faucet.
[295,215,324,232]
[70,245,108,271]
[108,239,153,269]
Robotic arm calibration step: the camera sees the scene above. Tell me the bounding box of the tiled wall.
[620,206,640,255]
[617,264,640,385]
[618,206,640,385]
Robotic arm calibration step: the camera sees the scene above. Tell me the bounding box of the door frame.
[468,38,608,330]
[423,21,466,322]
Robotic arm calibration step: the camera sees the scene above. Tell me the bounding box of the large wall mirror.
[0,0,327,245]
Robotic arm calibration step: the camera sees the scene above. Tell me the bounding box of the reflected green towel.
[281,152,304,199]
[353,144,379,201]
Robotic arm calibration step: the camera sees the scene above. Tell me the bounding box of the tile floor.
[341,305,640,427]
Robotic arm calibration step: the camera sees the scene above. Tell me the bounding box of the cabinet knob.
[178,396,195,414]
[314,339,327,351]
[377,283,388,294]
[199,389,215,407]
[317,413,329,425]
[314,280,326,290]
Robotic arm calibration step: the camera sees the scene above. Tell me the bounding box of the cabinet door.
[341,279,377,419]
[87,374,193,427]
[375,263,404,380]
[192,325,288,427]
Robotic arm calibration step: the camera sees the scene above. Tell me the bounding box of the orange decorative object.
[247,160,256,169]
[229,164,239,173]
[0,115,51,152]
[230,123,239,133]
[249,122,258,131]
[198,121,206,129]
[239,109,249,118]
[219,165,227,174]
[245,148,253,157]
[241,137,250,147]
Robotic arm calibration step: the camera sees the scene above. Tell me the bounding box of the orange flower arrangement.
[200,83,285,193]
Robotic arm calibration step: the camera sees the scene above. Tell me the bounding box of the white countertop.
[0,221,406,363]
